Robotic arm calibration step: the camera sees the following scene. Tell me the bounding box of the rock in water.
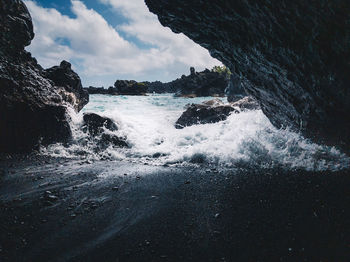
[0,0,88,153]
[83,113,118,136]
[175,102,238,129]
[145,0,350,152]
[82,113,129,148]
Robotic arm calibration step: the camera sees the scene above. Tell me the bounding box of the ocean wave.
[40,94,350,171]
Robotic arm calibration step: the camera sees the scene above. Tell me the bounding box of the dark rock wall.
[145,0,350,151]
[0,0,88,153]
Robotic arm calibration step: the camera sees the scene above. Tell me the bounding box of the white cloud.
[24,0,220,86]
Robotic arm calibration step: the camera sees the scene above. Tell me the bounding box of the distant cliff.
[85,66,239,97]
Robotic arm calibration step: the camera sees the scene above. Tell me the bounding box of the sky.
[24,0,221,87]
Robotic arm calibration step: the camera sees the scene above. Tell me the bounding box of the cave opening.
[1,1,350,261]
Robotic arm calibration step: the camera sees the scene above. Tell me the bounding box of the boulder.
[146,0,350,152]
[82,113,129,148]
[175,102,238,129]
[0,0,88,153]
[83,113,118,136]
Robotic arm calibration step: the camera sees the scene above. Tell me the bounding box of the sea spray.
[40,94,350,171]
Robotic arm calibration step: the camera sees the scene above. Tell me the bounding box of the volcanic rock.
[114,80,148,96]
[44,61,89,111]
[83,113,118,136]
[0,0,87,153]
[172,68,229,97]
[82,113,129,148]
[225,72,246,102]
[85,67,243,97]
[175,102,238,129]
[84,86,109,95]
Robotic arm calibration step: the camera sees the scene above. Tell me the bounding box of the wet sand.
[0,155,349,261]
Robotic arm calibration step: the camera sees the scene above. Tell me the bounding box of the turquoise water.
[42,94,350,171]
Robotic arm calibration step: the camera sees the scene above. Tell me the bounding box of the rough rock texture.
[145,0,350,151]
[226,72,246,102]
[0,0,88,153]
[175,101,238,129]
[83,113,129,148]
[83,113,118,136]
[45,61,89,111]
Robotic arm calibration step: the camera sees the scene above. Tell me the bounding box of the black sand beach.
[0,155,349,262]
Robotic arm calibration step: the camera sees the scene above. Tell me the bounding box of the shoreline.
[0,156,349,261]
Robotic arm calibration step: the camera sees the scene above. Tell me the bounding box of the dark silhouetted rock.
[114,80,148,95]
[82,113,129,149]
[146,0,350,151]
[202,98,225,107]
[172,67,229,97]
[86,67,245,97]
[144,81,175,94]
[0,0,87,153]
[83,113,118,136]
[45,61,89,111]
[84,86,109,95]
[190,67,195,76]
[175,102,238,129]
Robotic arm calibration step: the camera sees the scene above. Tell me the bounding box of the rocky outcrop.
[84,67,240,97]
[143,67,231,96]
[172,68,229,97]
[44,61,89,111]
[145,0,350,152]
[82,113,129,148]
[113,80,148,96]
[175,100,238,129]
[84,86,109,95]
[0,0,88,153]
[143,81,174,94]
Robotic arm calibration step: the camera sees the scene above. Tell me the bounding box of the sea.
[41,94,350,171]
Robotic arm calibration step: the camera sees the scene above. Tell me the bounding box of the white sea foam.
[41,94,350,171]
